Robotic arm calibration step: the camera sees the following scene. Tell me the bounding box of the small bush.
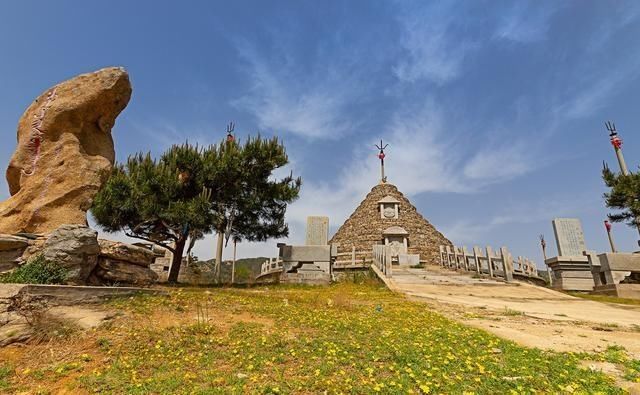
[234,266,252,283]
[0,254,68,284]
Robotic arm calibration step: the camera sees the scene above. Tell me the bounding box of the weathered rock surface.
[0,67,132,234]
[98,239,154,267]
[42,225,100,284]
[94,258,158,285]
[0,235,29,251]
[0,234,30,273]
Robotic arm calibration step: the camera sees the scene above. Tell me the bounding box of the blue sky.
[1,1,640,264]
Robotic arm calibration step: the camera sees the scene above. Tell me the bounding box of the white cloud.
[280,100,541,247]
[393,2,476,84]
[441,196,595,245]
[562,62,640,119]
[463,142,534,182]
[493,3,559,43]
[232,41,361,140]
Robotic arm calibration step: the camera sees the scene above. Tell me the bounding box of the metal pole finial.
[374,139,389,183]
[226,121,235,142]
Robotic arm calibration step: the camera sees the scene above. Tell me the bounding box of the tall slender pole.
[606,121,629,176]
[604,220,617,253]
[231,239,237,284]
[605,121,640,242]
[215,231,224,283]
[539,234,552,286]
[375,139,389,184]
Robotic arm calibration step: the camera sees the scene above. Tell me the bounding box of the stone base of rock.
[591,284,640,300]
[546,256,595,291]
[0,225,158,287]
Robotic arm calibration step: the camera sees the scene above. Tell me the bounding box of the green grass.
[501,307,524,317]
[568,292,640,306]
[0,364,12,391]
[1,283,626,394]
[0,254,68,284]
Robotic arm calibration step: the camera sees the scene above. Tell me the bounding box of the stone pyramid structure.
[329,182,452,264]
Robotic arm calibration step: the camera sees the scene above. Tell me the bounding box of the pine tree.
[92,133,301,284]
[202,135,301,281]
[91,144,214,283]
[602,163,640,230]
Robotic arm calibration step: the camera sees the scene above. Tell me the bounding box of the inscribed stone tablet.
[305,216,329,245]
[552,218,586,256]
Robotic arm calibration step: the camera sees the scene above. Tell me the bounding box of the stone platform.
[592,284,640,299]
[546,256,595,291]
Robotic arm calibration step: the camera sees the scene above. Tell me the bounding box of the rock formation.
[93,240,158,285]
[0,235,29,273]
[329,183,452,264]
[42,225,100,284]
[0,227,158,286]
[0,67,132,234]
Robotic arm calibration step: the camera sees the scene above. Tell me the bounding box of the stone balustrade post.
[500,247,513,282]
[473,246,481,274]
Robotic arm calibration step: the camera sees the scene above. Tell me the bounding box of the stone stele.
[305,216,329,245]
[0,67,132,234]
[552,218,586,257]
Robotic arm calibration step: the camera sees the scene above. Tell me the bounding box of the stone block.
[281,272,330,285]
[94,258,158,285]
[398,254,420,266]
[552,218,587,257]
[280,245,331,262]
[98,239,155,267]
[305,216,329,245]
[598,253,640,272]
[592,284,640,300]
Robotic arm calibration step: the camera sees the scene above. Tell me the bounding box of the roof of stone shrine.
[377,195,401,204]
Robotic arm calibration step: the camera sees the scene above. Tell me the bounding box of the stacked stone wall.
[329,183,452,264]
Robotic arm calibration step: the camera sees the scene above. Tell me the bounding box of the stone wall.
[329,183,452,264]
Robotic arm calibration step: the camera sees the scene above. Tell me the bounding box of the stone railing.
[372,245,392,278]
[258,257,283,278]
[333,247,372,268]
[439,245,539,282]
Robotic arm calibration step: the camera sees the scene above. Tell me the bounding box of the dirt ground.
[390,266,640,359]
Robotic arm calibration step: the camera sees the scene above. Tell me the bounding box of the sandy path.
[388,266,640,358]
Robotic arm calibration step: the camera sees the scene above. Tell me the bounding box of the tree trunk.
[215,231,224,283]
[167,238,186,284]
[231,239,237,285]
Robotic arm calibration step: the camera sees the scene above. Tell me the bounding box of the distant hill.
[200,257,269,284]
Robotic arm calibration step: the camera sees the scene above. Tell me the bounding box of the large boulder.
[0,235,30,273]
[0,67,132,234]
[42,225,100,285]
[94,258,158,285]
[98,239,154,267]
